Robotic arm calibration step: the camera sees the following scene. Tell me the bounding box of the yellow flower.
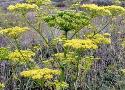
[87,33,111,44]
[0,26,29,39]
[20,68,61,80]
[104,5,125,16]
[103,33,111,37]
[81,4,125,17]
[54,52,77,63]
[7,5,15,11]
[121,41,125,47]
[81,4,111,17]
[9,50,35,64]
[44,74,53,80]
[0,83,5,89]
[7,3,39,14]
[121,69,125,75]
[64,39,98,50]
[54,80,69,90]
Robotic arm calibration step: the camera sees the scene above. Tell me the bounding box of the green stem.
[23,15,48,46]
[92,20,111,37]
[70,30,80,39]
[74,54,81,90]
[60,66,65,82]
[65,31,68,39]
[14,39,26,61]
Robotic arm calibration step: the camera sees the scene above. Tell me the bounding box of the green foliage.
[44,10,90,32]
[0,47,9,61]
[82,56,95,72]
[1,1,125,90]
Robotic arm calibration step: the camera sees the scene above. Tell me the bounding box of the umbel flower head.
[64,39,98,50]
[120,69,125,75]
[7,3,39,14]
[104,5,125,16]
[86,33,111,44]
[81,4,111,17]
[20,68,61,80]
[0,26,29,39]
[54,52,77,63]
[54,80,69,90]
[44,10,90,32]
[26,0,51,6]
[81,4,125,17]
[9,50,35,64]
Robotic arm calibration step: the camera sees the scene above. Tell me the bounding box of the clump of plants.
[1,1,125,90]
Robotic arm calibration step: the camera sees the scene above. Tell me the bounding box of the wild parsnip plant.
[1,0,125,90]
[0,26,29,39]
[7,3,39,15]
[81,4,125,17]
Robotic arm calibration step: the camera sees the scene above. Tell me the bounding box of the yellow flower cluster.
[20,68,61,80]
[121,40,125,47]
[87,33,111,44]
[0,26,29,39]
[121,69,125,75]
[104,5,125,16]
[54,52,76,63]
[82,56,95,71]
[64,39,98,50]
[81,4,111,17]
[9,50,35,64]
[7,3,39,13]
[0,83,5,89]
[54,80,69,90]
[103,33,111,37]
[26,0,51,6]
[81,4,125,17]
